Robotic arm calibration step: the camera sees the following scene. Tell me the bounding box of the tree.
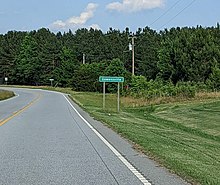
[14,35,40,85]
[53,46,79,87]
[71,61,108,92]
[104,58,131,92]
[0,31,26,83]
[1,25,220,92]
[135,27,160,80]
[207,58,220,90]
[33,28,62,84]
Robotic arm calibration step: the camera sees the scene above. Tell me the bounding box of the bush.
[127,76,197,99]
[207,65,220,90]
[176,84,195,98]
[0,90,15,101]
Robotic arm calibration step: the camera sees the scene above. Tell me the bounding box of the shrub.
[128,76,197,99]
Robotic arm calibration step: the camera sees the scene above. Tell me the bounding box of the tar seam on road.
[0,93,41,127]
[63,94,151,185]
[67,106,120,185]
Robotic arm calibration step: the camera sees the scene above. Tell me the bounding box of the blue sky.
[0,0,219,34]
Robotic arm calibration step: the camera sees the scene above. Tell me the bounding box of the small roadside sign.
[99,76,124,112]
[99,76,124,83]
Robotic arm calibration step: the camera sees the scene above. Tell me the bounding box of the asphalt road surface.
[0,88,190,185]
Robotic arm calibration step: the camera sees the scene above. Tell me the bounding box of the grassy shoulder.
[66,90,220,185]
[3,86,220,185]
[0,89,15,101]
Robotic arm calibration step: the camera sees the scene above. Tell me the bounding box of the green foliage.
[176,81,196,98]
[66,89,220,185]
[129,75,148,94]
[1,25,220,94]
[104,58,129,92]
[207,63,220,90]
[71,58,129,93]
[0,90,14,101]
[135,27,160,79]
[14,35,40,85]
[128,76,196,99]
[33,28,63,85]
[53,46,79,87]
[0,31,26,83]
[158,27,220,84]
[71,61,108,92]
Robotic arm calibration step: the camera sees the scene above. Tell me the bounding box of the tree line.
[0,24,220,94]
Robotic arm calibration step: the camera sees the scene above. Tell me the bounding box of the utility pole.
[129,35,136,76]
[83,53,86,64]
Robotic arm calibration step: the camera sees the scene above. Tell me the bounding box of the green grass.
[67,91,220,185]
[2,86,220,184]
[0,89,14,101]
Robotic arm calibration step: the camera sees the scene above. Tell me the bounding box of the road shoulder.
[65,95,190,185]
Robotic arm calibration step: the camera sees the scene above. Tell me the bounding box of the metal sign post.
[49,79,54,87]
[117,82,120,112]
[103,82,106,109]
[99,76,124,112]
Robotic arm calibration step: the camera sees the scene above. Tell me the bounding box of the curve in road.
[0,88,190,185]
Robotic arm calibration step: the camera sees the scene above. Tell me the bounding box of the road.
[0,88,190,185]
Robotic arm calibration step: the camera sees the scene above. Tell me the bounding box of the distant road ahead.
[0,88,189,185]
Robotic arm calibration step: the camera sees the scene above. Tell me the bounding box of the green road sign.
[99,76,124,112]
[99,76,124,83]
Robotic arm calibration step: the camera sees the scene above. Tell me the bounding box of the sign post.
[99,76,124,112]
[49,79,54,87]
[117,82,120,112]
[103,82,106,109]
[4,77,8,85]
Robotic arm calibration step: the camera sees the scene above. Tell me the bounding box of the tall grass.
[121,91,220,108]
[0,90,14,101]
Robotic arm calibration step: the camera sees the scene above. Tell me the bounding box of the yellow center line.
[0,93,42,127]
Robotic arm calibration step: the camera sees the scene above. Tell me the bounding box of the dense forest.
[0,24,220,97]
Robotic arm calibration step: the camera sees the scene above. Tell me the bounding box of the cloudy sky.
[0,0,219,33]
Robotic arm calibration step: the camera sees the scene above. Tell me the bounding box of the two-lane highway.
[0,88,190,185]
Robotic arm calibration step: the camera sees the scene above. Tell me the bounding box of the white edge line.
[63,94,151,185]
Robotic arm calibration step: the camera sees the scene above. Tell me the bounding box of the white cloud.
[89,24,101,30]
[50,3,99,31]
[106,0,164,12]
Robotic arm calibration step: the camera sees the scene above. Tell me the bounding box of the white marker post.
[49,79,54,87]
[4,77,8,85]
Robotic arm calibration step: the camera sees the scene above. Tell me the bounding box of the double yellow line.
[0,93,41,127]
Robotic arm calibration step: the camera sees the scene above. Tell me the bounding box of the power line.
[158,0,196,30]
[124,0,196,72]
[134,0,196,49]
[134,0,185,49]
[149,0,183,27]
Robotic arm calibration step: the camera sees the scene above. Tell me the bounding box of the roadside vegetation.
[3,84,220,185]
[30,85,219,185]
[0,89,14,101]
[1,23,220,184]
[35,84,220,185]
[68,90,220,185]
[1,24,220,89]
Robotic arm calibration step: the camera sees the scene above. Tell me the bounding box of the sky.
[0,0,219,34]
